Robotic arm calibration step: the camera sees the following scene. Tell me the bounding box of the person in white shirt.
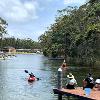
[66,73,77,89]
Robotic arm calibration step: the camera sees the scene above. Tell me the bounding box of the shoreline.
[15,52,35,54]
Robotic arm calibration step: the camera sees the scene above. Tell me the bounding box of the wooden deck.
[53,87,100,100]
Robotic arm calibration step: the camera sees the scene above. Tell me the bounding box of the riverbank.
[15,52,34,54]
[0,52,42,60]
[0,57,5,60]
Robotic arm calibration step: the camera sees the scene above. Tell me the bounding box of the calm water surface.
[0,54,99,100]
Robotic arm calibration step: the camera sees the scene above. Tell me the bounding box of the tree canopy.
[39,1,100,65]
[0,17,8,37]
[0,37,41,50]
[0,17,40,51]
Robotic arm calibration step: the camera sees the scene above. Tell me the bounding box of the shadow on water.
[0,54,100,100]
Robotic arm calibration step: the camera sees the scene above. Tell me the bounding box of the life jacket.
[28,76,36,82]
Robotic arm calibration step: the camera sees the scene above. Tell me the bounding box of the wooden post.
[58,94,62,100]
[58,68,62,89]
[57,68,62,100]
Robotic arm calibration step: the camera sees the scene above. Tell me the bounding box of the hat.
[67,73,74,79]
[95,79,100,84]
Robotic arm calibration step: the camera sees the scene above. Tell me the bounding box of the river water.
[0,54,99,100]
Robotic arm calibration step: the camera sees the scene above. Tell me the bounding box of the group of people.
[60,60,100,92]
[66,72,100,92]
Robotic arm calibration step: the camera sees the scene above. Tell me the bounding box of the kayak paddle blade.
[25,70,28,73]
[37,78,40,81]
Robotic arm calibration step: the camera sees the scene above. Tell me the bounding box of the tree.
[0,17,8,50]
[39,2,100,65]
[0,17,8,37]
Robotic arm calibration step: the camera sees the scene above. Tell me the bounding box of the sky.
[0,0,86,41]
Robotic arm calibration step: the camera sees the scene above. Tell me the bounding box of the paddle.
[24,70,40,81]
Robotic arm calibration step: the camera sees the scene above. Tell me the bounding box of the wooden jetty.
[53,67,100,100]
[53,87,100,100]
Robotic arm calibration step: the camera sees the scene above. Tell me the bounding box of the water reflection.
[0,54,56,100]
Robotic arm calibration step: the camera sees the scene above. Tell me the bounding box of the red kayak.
[28,77,36,82]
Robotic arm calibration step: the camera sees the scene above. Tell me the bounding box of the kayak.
[28,77,36,82]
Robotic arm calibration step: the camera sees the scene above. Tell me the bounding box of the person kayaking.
[29,72,35,77]
[66,73,77,89]
[28,72,37,82]
[24,70,40,82]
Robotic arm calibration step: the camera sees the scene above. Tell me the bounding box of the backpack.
[88,77,94,83]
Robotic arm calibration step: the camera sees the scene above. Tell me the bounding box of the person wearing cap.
[95,77,100,90]
[66,73,77,89]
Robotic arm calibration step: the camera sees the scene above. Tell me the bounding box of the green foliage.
[0,37,40,50]
[0,17,40,51]
[0,17,8,37]
[39,1,100,65]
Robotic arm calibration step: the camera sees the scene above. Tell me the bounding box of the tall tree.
[0,17,8,50]
[0,17,8,37]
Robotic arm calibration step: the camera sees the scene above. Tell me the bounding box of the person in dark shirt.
[83,73,95,96]
[83,73,95,89]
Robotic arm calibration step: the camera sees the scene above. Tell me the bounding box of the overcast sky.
[0,0,86,41]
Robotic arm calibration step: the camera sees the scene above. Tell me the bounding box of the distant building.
[16,49,31,52]
[32,49,42,53]
[3,46,16,55]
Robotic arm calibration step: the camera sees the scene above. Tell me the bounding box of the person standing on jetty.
[83,73,95,96]
[95,77,100,90]
[66,73,77,89]
[83,73,95,90]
